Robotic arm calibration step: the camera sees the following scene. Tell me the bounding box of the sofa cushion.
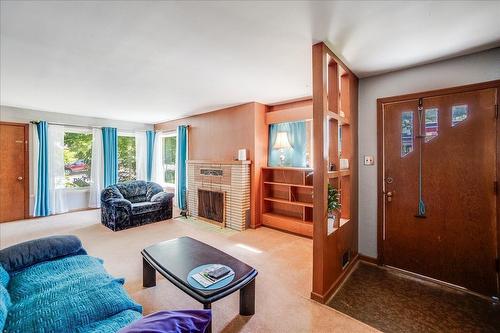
[0,266,9,287]
[0,235,87,273]
[151,192,174,204]
[5,255,142,333]
[146,182,164,201]
[0,284,11,331]
[118,310,212,333]
[0,265,9,330]
[131,202,162,215]
[115,181,148,203]
[101,186,124,202]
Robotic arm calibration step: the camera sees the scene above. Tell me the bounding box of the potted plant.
[327,184,341,228]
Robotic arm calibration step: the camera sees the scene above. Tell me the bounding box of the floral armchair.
[101,181,174,231]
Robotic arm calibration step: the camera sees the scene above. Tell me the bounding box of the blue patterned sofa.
[0,236,211,333]
[0,235,143,332]
[101,180,174,231]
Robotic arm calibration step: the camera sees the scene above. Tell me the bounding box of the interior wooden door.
[382,88,498,297]
[0,122,29,222]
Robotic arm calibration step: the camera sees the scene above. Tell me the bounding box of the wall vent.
[342,250,350,269]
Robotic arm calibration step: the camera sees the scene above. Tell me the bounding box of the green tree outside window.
[163,136,176,184]
[118,135,136,182]
[64,132,92,188]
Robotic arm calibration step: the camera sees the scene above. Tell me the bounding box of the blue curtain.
[268,121,307,167]
[176,125,188,210]
[146,130,156,181]
[102,127,118,187]
[34,121,50,216]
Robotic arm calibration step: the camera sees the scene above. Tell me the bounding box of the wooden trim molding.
[378,79,500,104]
[312,42,329,301]
[376,99,385,265]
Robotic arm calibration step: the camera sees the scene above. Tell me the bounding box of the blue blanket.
[4,255,142,333]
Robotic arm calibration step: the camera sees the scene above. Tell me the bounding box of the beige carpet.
[0,210,377,333]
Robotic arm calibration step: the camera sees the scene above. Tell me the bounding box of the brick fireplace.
[187,160,251,231]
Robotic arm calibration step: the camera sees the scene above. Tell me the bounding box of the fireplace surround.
[187,160,251,231]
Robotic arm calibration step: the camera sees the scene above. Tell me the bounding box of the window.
[452,104,468,126]
[163,134,177,185]
[401,111,414,157]
[268,120,312,168]
[425,108,438,142]
[118,134,136,182]
[64,130,93,188]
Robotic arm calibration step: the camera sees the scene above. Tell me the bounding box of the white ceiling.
[1,1,499,123]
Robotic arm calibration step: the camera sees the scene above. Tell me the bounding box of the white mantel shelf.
[187,160,251,165]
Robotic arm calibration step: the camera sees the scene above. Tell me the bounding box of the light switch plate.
[364,155,375,166]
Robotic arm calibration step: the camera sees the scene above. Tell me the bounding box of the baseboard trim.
[385,265,497,302]
[358,254,378,265]
[310,254,360,304]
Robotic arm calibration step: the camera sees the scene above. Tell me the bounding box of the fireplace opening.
[198,189,225,224]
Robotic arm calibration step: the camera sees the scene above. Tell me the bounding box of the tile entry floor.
[328,262,500,333]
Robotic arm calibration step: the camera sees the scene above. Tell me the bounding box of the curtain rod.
[29,120,155,132]
[30,120,191,133]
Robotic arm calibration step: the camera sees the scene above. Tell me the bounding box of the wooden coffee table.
[142,237,258,316]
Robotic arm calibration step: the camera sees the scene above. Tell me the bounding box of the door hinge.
[495,181,498,195]
[496,258,500,273]
[495,104,498,119]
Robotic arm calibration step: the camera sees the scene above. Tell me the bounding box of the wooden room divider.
[311,42,359,303]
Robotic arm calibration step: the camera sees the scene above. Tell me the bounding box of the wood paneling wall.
[266,99,312,124]
[155,102,268,228]
[155,103,256,160]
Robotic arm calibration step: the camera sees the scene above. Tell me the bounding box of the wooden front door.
[381,85,498,297]
[0,122,29,222]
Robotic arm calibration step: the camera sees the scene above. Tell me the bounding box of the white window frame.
[158,131,177,188]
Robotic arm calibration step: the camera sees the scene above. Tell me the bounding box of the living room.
[1,1,500,333]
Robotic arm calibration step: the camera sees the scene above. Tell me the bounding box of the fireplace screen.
[198,189,225,223]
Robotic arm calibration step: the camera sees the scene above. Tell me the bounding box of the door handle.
[386,191,393,202]
[17,176,23,181]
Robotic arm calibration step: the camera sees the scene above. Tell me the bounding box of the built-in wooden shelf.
[340,218,350,227]
[262,166,312,171]
[327,111,350,125]
[261,167,314,237]
[264,181,313,189]
[327,170,350,178]
[263,197,314,208]
[262,212,313,238]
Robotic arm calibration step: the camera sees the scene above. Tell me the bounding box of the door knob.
[17,176,23,181]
